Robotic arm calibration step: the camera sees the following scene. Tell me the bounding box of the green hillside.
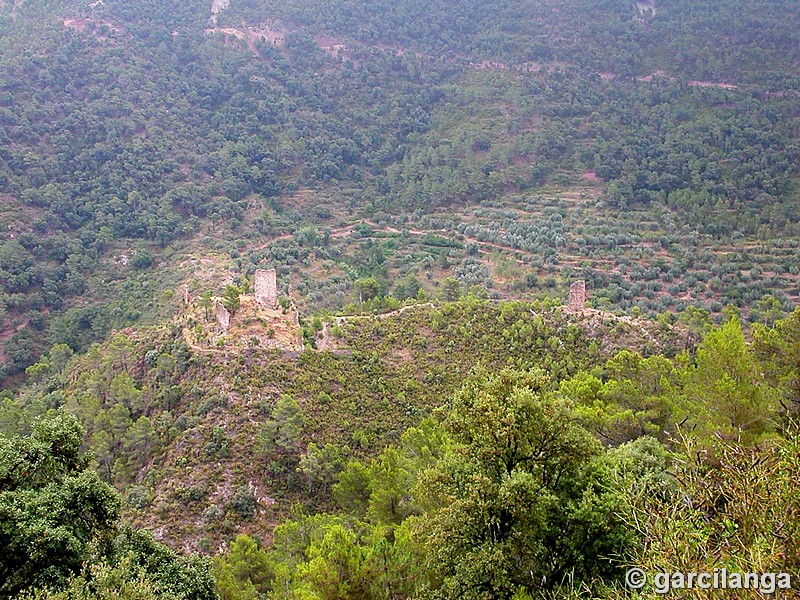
[4,299,800,597]
[0,0,798,383]
[1,0,799,597]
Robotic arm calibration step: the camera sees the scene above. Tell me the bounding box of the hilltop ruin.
[567,280,587,312]
[214,299,231,332]
[181,270,302,352]
[254,269,278,309]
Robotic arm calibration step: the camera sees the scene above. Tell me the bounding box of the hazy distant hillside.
[223,0,800,79]
[0,0,798,386]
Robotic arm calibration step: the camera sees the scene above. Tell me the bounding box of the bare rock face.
[254,269,277,309]
[568,280,587,312]
[214,299,231,331]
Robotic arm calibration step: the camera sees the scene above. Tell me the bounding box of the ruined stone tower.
[214,299,231,331]
[568,280,587,312]
[254,269,278,309]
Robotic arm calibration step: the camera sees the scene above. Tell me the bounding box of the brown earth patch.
[688,80,738,90]
[63,17,122,37]
[315,33,347,57]
[582,170,604,183]
[205,20,288,55]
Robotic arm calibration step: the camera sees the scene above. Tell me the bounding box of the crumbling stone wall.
[254,269,278,309]
[568,280,587,311]
[214,299,231,331]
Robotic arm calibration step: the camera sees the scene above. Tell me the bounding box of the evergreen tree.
[0,413,120,595]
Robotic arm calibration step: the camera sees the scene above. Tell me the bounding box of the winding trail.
[317,302,436,351]
[251,219,534,264]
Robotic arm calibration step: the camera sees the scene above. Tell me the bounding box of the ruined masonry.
[568,280,587,312]
[214,299,231,331]
[254,268,278,309]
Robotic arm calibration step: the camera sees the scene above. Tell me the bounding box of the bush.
[227,485,257,520]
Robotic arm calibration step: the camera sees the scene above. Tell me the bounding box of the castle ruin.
[214,299,231,331]
[568,280,587,312]
[254,269,278,309]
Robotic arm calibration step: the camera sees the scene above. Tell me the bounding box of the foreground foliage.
[209,310,800,599]
[619,431,800,598]
[0,414,218,600]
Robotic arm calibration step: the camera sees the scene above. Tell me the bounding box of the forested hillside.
[1,0,799,597]
[0,0,798,383]
[4,303,800,598]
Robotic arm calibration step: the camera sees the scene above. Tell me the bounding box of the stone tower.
[214,299,231,331]
[254,269,278,309]
[568,280,587,312]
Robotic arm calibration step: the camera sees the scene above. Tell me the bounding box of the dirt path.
[330,224,356,238]
[688,80,738,90]
[325,218,533,260]
[317,302,436,351]
[333,302,436,325]
[249,232,294,251]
